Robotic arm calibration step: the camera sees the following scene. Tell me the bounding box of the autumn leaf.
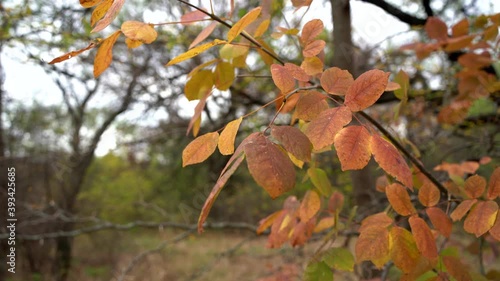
[418,180,440,207]
[394,70,409,102]
[93,31,121,78]
[328,191,344,214]
[359,212,393,232]
[386,183,416,216]
[355,225,391,268]
[307,168,332,197]
[121,21,157,44]
[214,61,235,91]
[167,39,227,66]
[464,174,486,199]
[426,207,452,238]
[180,10,207,25]
[463,200,498,237]
[344,69,390,112]
[270,64,295,93]
[257,210,284,234]
[91,0,113,27]
[290,220,315,246]
[322,247,355,272]
[442,256,472,281]
[301,56,323,75]
[125,38,143,49]
[390,226,421,273]
[409,216,438,260]
[320,67,354,96]
[80,0,101,8]
[313,217,335,232]
[283,63,310,82]
[299,190,321,222]
[182,132,219,166]
[334,125,371,171]
[227,7,261,43]
[189,22,218,49]
[300,19,323,45]
[292,90,329,122]
[271,125,312,162]
[49,42,97,64]
[92,0,125,33]
[244,133,296,198]
[451,18,469,37]
[303,40,325,57]
[185,70,214,100]
[487,167,500,200]
[371,134,413,189]
[450,199,477,221]
[253,19,270,38]
[489,211,500,241]
[304,106,352,150]
[218,117,242,155]
[458,53,492,69]
[425,17,448,42]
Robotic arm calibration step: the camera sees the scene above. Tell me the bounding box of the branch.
[422,0,434,17]
[360,0,427,26]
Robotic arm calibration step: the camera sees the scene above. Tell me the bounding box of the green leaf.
[322,247,355,272]
[307,168,332,196]
[303,261,334,281]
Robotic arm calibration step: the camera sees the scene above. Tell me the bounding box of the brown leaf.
[302,39,325,57]
[320,67,354,96]
[418,180,440,207]
[244,133,296,198]
[284,63,310,82]
[444,35,474,52]
[218,117,242,155]
[299,190,321,222]
[489,211,500,241]
[425,17,448,42]
[409,216,438,260]
[426,207,452,238]
[464,174,486,199]
[371,134,413,189]
[328,191,344,214]
[189,22,218,49]
[92,0,125,33]
[271,125,312,162]
[355,225,391,268]
[292,90,328,122]
[451,18,469,37]
[91,0,113,27]
[458,53,493,69]
[121,21,157,44]
[270,64,295,93]
[487,167,500,200]
[304,106,352,150]
[227,7,261,43]
[300,19,323,45]
[334,125,371,171]
[49,42,97,64]
[93,31,121,78]
[182,132,219,167]
[344,69,390,112]
[442,256,472,281]
[390,226,421,273]
[386,183,416,216]
[463,200,498,237]
[450,199,477,221]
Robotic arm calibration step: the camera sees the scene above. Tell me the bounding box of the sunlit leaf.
[345,69,390,112]
[386,183,416,216]
[463,200,498,237]
[271,125,312,162]
[320,67,354,96]
[91,0,113,27]
[93,31,121,78]
[244,133,296,198]
[334,125,371,171]
[189,22,218,49]
[304,106,352,150]
[303,39,325,57]
[371,134,413,189]
[182,132,219,167]
[426,207,452,238]
[299,190,321,222]
[322,247,355,272]
[409,216,438,260]
[464,174,486,199]
[356,225,391,268]
[167,39,227,66]
[49,42,97,64]
[487,167,500,200]
[219,44,249,60]
[307,168,332,197]
[270,64,295,93]
[450,199,477,221]
[300,19,323,45]
[425,17,448,41]
[227,7,262,43]
[292,90,329,122]
[218,117,242,155]
[390,226,421,273]
[121,21,157,44]
[442,256,472,281]
[214,61,235,91]
[92,0,125,33]
[418,180,440,207]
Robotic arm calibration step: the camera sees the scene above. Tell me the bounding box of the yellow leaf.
[166,39,226,66]
[214,61,235,91]
[218,117,242,155]
[93,31,121,78]
[91,0,113,27]
[92,0,125,33]
[253,19,270,38]
[80,0,101,8]
[390,226,421,273]
[121,21,157,44]
[125,38,143,49]
[299,190,321,222]
[182,132,219,167]
[185,70,214,100]
[227,7,262,43]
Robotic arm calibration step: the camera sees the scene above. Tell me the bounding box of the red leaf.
[271,64,295,93]
[292,90,329,122]
[487,167,500,200]
[284,63,310,82]
[244,133,296,198]
[451,18,469,37]
[344,70,390,112]
[386,183,416,216]
[303,39,325,57]
[290,219,315,246]
[182,132,219,166]
[426,207,452,238]
[463,200,498,237]
[450,199,477,221]
[464,174,486,199]
[271,125,312,162]
[425,17,448,41]
[320,67,354,96]
[180,10,207,25]
[334,125,371,171]
[300,19,323,45]
[371,134,413,190]
[49,42,97,64]
[91,0,125,33]
[418,180,440,207]
[304,106,352,150]
[409,216,438,260]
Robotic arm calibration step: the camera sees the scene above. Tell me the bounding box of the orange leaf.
[91,0,125,33]
[450,199,477,221]
[121,21,157,44]
[271,125,312,162]
[91,0,113,27]
[386,183,416,216]
[334,125,371,171]
[125,38,143,49]
[299,190,321,222]
[48,42,97,64]
[418,180,440,207]
[355,225,391,268]
[442,256,472,281]
[180,10,207,25]
[303,39,325,57]
[93,31,121,78]
[244,133,296,198]
[328,191,344,214]
[227,7,262,43]
[359,212,393,232]
[320,67,354,96]
[390,226,421,273]
[444,35,474,52]
[409,216,438,260]
[270,64,295,93]
[182,132,219,167]
[167,39,227,66]
[304,106,352,150]
[257,210,284,234]
[80,0,101,8]
[489,211,500,241]
[385,82,401,91]
[344,69,390,112]
[426,207,452,238]
[487,167,500,200]
[464,174,486,199]
[463,200,498,237]
[292,90,328,122]
[189,22,218,49]
[425,17,448,41]
[301,56,324,76]
[300,19,323,45]
[214,61,235,91]
[218,117,242,155]
[290,219,315,246]
[371,134,413,189]
[451,18,469,37]
[284,63,310,82]
[458,53,492,69]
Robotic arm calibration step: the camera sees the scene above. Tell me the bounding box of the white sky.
[3,0,499,156]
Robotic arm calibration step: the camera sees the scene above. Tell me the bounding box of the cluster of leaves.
[50,0,500,280]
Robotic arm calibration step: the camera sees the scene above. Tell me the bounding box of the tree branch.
[422,0,434,17]
[360,0,427,26]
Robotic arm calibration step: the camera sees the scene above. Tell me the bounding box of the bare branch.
[360,0,427,26]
